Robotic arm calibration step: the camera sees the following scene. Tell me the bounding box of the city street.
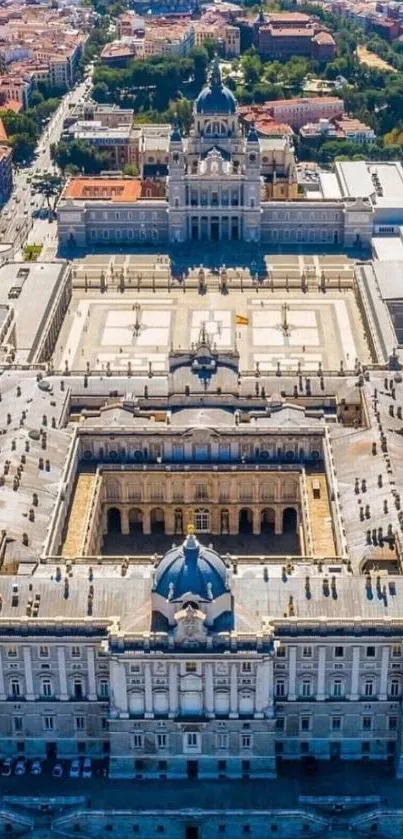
[0,70,92,260]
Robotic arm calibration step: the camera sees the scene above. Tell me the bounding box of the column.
[144,662,154,718]
[255,657,273,717]
[0,647,6,701]
[317,646,326,701]
[23,646,35,701]
[110,659,128,718]
[121,508,129,535]
[168,662,179,718]
[379,645,389,701]
[252,508,260,536]
[349,645,360,701]
[204,662,215,718]
[87,646,97,701]
[57,646,69,701]
[288,646,297,701]
[230,663,238,718]
[143,510,151,536]
[274,508,282,535]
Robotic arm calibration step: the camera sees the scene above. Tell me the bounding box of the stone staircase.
[61,473,96,558]
[306,473,336,557]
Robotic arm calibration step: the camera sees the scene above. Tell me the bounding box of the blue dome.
[154,531,228,600]
[196,57,236,116]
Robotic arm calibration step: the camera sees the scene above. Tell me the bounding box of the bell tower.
[244,122,261,243]
[168,122,187,243]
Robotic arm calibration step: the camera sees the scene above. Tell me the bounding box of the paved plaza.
[53,288,370,375]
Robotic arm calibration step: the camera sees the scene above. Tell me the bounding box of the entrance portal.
[239,508,253,534]
[261,508,275,534]
[283,507,297,533]
[150,507,165,534]
[129,508,143,534]
[107,507,121,533]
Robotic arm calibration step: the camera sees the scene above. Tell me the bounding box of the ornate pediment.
[173,604,208,647]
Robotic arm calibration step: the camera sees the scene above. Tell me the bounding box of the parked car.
[30,760,42,775]
[14,758,27,776]
[82,757,92,779]
[52,762,64,779]
[69,758,81,778]
[1,759,12,776]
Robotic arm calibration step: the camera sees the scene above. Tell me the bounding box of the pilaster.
[23,646,35,701]
[317,646,326,701]
[57,646,69,701]
[349,645,360,701]
[230,662,238,718]
[145,662,154,718]
[379,645,389,701]
[288,646,297,701]
[87,646,97,701]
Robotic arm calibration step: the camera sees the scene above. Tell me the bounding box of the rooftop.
[62,177,143,202]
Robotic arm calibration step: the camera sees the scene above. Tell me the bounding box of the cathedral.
[168,57,265,243]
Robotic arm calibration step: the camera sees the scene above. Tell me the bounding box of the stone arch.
[239,508,253,534]
[261,508,275,534]
[283,507,297,533]
[174,508,183,534]
[129,507,143,534]
[150,507,165,534]
[107,507,121,533]
[153,690,169,716]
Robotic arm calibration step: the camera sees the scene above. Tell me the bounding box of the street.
[0,70,92,261]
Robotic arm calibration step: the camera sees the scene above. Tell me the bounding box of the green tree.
[31,173,64,216]
[122,162,139,176]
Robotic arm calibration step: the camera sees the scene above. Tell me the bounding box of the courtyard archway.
[239,508,253,534]
[261,508,275,534]
[150,507,165,534]
[129,508,143,534]
[283,507,297,533]
[107,507,121,533]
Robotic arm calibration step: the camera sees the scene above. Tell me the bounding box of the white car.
[69,758,81,778]
[14,759,26,776]
[82,757,92,778]
[30,760,42,775]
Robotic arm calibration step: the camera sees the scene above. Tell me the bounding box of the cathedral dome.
[153,529,228,601]
[195,57,237,116]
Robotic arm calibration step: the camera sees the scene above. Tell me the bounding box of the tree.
[122,162,139,176]
[31,174,64,215]
[241,53,262,87]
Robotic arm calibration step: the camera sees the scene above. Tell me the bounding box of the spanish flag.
[236,315,249,325]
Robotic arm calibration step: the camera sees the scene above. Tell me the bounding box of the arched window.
[98,679,109,698]
[106,481,120,501]
[73,678,84,700]
[331,678,344,698]
[275,679,286,698]
[41,678,53,698]
[10,677,21,698]
[389,678,400,698]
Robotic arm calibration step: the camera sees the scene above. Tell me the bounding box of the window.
[7,647,17,658]
[10,678,21,698]
[39,645,49,659]
[275,680,285,698]
[73,679,84,700]
[302,646,312,659]
[275,717,285,732]
[242,662,252,673]
[217,733,228,749]
[184,732,200,752]
[133,734,143,749]
[366,646,376,658]
[364,680,374,697]
[186,662,197,673]
[71,646,81,658]
[276,646,286,658]
[75,716,85,731]
[362,716,372,731]
[334,646,344,658]
[301,680,311,698]
[388,716,398,731]
[195,484,208,501]
[157,733,167,750]
[241,734,252,749]
[300,717,311,732]
[331,717,342,732]
[13,716,23,733]
[332,679,343,698]
[41,679,52,698]
[44,716,54,731]
[194,508,210,532]
[392,645,401,658]
[99,679,109,698]
[390,679,400,698]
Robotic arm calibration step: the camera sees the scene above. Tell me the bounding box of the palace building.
[1,249,403,802]
[57,58,396,250]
